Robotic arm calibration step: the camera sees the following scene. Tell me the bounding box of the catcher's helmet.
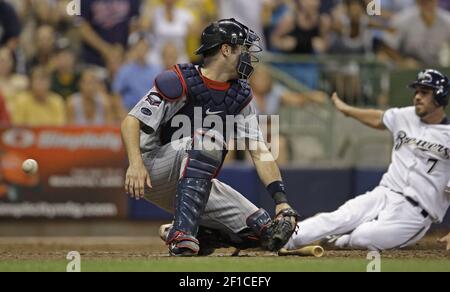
[195,18,259,55]
[195,18,261,80]
[409,69,450,107]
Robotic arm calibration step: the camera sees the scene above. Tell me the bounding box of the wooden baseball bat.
[278,246,324,257]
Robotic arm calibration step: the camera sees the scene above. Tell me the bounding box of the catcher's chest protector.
[160,63,253,145]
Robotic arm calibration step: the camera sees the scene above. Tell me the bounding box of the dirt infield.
[0,235,448,261]
[0,221,448,265]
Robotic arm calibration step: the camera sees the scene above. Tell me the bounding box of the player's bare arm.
[331,92,386,130]
[249,141,295,217]
[121,115,152,200]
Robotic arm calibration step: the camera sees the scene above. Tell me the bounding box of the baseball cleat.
[167,231,200,257]
[319,235,343,250]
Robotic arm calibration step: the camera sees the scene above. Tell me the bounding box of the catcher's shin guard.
[246,208,272,236]
[167,129,225,256]
[246,209,275,251]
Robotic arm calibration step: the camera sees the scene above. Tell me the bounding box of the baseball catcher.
[121,18,299,256]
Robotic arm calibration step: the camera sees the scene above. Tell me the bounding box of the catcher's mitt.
[261,209,300,252]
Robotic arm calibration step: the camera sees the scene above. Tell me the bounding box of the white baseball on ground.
[22,159,39,175]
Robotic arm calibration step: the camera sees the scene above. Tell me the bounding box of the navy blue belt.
[391,190,429,218]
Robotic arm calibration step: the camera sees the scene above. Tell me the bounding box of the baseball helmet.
[409,69,450,107]
[195,18,260,55]
[195,18,261,80]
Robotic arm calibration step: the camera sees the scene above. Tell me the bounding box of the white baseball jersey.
[129,86,264,153]
[380,106,450,222]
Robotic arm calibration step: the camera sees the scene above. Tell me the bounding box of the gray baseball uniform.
[129,86,263,234]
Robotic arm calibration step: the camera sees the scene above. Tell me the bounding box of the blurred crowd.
[0,0,449,129]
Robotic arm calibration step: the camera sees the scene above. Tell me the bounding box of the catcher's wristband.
[267,181,288,204]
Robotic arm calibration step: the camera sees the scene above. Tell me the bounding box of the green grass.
[0,258,449,272]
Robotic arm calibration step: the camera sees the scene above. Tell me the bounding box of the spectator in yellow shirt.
[12,67,66,127]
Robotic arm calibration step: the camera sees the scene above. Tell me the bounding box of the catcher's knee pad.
[184,128,226,179]
[170,129,225,241]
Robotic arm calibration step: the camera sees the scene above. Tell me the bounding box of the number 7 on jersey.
[427,158,438,174]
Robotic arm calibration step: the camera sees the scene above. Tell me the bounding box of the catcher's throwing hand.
[438,232,450,251]
[125,163,152,200]
[331,92,350,116]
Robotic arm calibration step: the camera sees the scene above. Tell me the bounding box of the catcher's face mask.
[234,28,262,80]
